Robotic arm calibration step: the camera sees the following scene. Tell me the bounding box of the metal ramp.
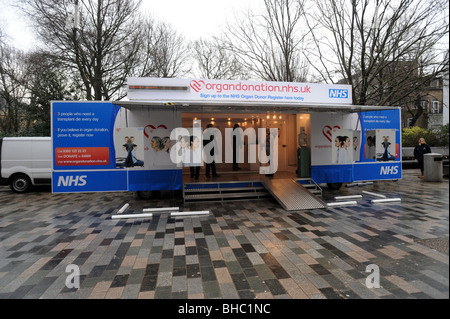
[262,178,327,211]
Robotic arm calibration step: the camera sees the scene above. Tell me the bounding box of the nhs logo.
[380,165,399,175]
[52,171,128,193]
[57,175,87,187]
[329,89,349,99]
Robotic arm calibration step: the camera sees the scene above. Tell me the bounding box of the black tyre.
[136,191,153,200]
[327,182,342,190]
[10,174,32,193]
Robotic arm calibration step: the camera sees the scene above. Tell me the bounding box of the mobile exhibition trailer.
[51,77,401,209]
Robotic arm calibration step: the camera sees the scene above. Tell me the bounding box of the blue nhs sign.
[329,89,349,98]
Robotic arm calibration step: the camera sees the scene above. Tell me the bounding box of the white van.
[0,137,52,192]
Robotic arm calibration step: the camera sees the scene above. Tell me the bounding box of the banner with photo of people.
[310,109,401,183]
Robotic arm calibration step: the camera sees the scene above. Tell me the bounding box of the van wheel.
[10,174,31,193]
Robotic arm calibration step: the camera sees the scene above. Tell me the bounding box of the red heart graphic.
[322,125,341,142]
[144,125,156,138]
[144,124,168,138]
[322,125,332,142]
[190,80,205,92]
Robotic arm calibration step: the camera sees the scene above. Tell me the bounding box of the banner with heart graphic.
[127,77,352,105]
[123,109,182,171]
[310,112,356,165]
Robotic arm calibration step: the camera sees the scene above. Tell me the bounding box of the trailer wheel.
[327,182,342,190]
[10,174,31,193]
[137,191,153,200]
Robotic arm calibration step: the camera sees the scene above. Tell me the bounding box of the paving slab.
[0,169,448,299]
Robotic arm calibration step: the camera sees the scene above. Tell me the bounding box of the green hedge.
[402,124,449,147]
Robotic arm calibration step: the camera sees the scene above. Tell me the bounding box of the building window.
[407,117,414,126]
[431,99,439,113]
[419,100,428,110]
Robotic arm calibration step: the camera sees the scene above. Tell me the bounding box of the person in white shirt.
[334,136,341,163]
[366,136,376,159]
[154,136,171,166]
[338,136,351,164]
[179,135,190,166]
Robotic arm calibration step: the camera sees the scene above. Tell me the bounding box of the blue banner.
[51,101,183,193]
[359,109,401,163]
[52,170,128,193]
[52,102,120,170]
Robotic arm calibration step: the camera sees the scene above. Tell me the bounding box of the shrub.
[402,126,444,147]
[438,123,449,147]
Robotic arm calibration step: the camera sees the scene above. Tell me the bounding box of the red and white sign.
[55,147,109,166]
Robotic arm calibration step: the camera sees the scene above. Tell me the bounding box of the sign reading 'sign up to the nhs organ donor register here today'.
[51,101,128,193]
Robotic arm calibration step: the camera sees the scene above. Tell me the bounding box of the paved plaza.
[0,169,448,299]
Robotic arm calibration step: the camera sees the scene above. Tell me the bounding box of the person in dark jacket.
[203,123,220,178]
[413,137,432,178]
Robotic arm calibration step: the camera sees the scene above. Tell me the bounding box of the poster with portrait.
[144,126,176,169]
[114,127,145,168]
[331,129,354,164]
[364,130,376,160]
[375,129,397,162]
[352,130,361,162]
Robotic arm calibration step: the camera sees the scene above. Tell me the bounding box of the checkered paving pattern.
[0,169,448,299]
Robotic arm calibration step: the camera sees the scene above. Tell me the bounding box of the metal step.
[183,181,271,203]
[293,178,323,197]
[262,178,327,211]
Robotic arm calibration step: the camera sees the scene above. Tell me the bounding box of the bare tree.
[142,21,191,78]
[0,42,29,134]
[18,0,191,100]
[304,0,449,118]
[24,51,82,135]
[223,0,310,82]
[192,37,248,79]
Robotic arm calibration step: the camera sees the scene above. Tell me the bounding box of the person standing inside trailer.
[203,123,220,178]
[232,124,243,171]
[189,135,202,180]
[414,137,432,178]
[179,135,191,166]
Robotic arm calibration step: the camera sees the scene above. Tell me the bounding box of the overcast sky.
[0,0,257,50]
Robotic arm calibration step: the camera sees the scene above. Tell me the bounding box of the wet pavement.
[0,169,448,299]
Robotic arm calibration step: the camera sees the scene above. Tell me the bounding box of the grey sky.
[0,0,257,50]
